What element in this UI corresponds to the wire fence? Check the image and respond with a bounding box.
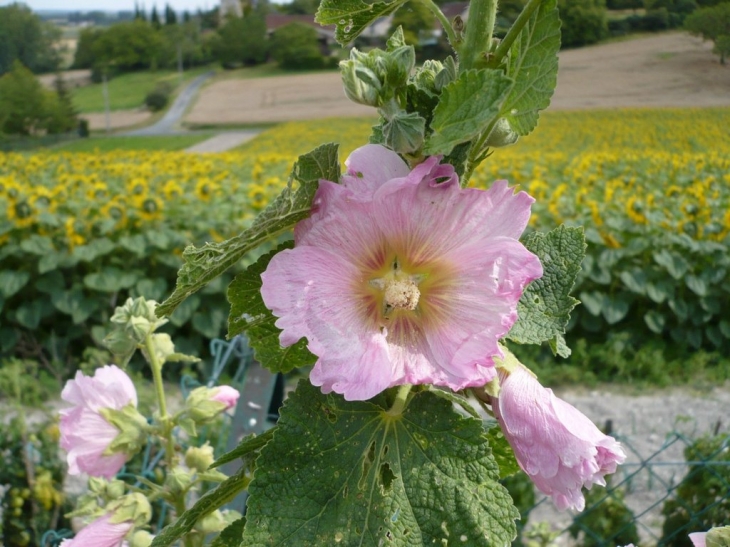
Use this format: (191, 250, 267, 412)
(517, 427, 730, 547)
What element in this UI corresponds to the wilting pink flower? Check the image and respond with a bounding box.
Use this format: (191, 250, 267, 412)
(59, 513, 133, 547)
(60, 365, 137, 478)
(689, 532, 707, 547)
(210, 385, 240, 411)
(261, 144, 542, 401)
(492, 365, 626, 511)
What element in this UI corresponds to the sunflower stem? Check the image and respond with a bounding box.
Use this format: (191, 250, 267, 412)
(387, 384, 413, 416)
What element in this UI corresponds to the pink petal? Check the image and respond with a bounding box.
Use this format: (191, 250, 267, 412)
(689, 532, 707, 547)
(211, 386, 240, 410)
(341, 144, 409, 195)
(60, 514, 132, 547)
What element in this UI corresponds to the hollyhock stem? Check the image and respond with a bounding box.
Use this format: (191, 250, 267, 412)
(490, 0, 543, 66)
(387, 384, 413, 416)
(419, 0, 458, 47)
(459, 0, 497, 70)
(145, 334, 191, 546)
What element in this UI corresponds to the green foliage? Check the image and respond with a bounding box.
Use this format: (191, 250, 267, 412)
(569, 477, 640, 547)
(507, 226, 585, 358)
(0, 416, 71, 547)
(685, 3, 730, 63)
(389, 1, 437, 46)
(0, 358, 60, 407)
(0, 4, 61, 76)
(316, 0, 409, 44)
(660, 434, 730, 547)
(227, 244, 315, 374)
(91, 20, 164, 72)
(501, 472, 535, 547)
(158, 143, 340, 317)
(269, 23, 326, 70)
(212, 13, 268, 67)
(239, 381, 518, 546)
(145, 81, 173, 111)
(558, 0, 609, 47)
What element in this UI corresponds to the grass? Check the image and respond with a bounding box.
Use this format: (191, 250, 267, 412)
(71, 66, 213, 114)
(52, 134, 214, 152)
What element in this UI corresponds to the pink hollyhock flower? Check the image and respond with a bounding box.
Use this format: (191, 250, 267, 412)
(689, 532, 707, 547)
(261, 144, 543, 401)
(60, 365, 138, 478)
(492, 365, 626, 511)
(59, 513, 133, 547)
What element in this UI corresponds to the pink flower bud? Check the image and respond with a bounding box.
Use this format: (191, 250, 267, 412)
(492, 366, 626, 511)
(59, 513, 133, 547)
(210, 385, 240, 411)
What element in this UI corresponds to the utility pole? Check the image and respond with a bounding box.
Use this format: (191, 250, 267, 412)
(102, 72, 111, 134)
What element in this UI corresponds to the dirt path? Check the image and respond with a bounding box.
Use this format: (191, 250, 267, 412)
(184, 32, 730, 128)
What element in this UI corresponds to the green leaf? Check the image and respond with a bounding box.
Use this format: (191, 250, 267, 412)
(72, 238, 116, 262)
(119, 234, 147, 255)
(316, 0, 408, 45)
(602, 295, 631, 325)
(38, 252, 62, 275)
(0, 327, 18, 352)
(20, 234, 54, 256)
(644, 310, 666, 334)
(35, 271, 65, 294)
(169, 295, 201, 327)
(0, 270, 31, 298)
(211, 429, 276, 469)
(191, 306, 227, 339)
(84, 267, 139, 293)
(484, 422, 520, 479)
(720, 320, 730, 339)
(686, 274, 708, 297)
(51, 288, 99, 324)
(425, 69, 512, 155)
(507, 225, 585, 357)
(241, 381, 518, 546)
(501, 0, 561, 136)
(227, 246, 315, 374)
(619, 269, 647, 295)
(157, 144, 340, 317)
(653, 249, 689, 280)
(150, 466, 250, 547)
(210, 518, 246, 547)
(15, 300, 44, 329)
(646, 279, 674, 303)
(135, 278, 168, 301)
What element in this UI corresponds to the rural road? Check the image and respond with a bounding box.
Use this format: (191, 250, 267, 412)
(123, 71, 215, 136)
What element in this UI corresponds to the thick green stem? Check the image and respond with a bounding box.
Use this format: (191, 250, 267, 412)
(419, 0, 458, 47)
(459, 0, 497, 70)
(387, 384, 413, 416)
(490, 0, 543, 66)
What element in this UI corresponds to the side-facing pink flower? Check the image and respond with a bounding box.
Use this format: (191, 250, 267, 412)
(60, 365, 138, 478)
(261, 144, 543, 401)
(184, 385, 240, 422)
(59, 513, 133, 547)
(492, 365, 626, 511)
(689, 532, 707, 547)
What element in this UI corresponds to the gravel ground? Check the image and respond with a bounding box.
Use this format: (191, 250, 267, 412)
(526, 383, 730, 545)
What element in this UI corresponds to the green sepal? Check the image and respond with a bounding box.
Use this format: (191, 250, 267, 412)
(108, 493, 153, 527)
(99, 404, 149, 458)
(707, 525, 730, 547)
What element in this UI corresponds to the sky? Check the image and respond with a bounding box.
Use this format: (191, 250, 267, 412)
(0, 0, 230, 12)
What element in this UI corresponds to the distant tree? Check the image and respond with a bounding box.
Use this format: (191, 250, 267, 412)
(279, 0, 321, 15)
(389, 1, 436, 46)
(72, 27, 103, 69)
(151, 5, 162, 29)
(45, 74, 78, 134)
(182, 10, 191, 22)
(197, 7, 220, 30)
(91, 20, 164, 72)
(270, 22, 324, 69)
(211, 11, 268, 67)
(685, 2, 730, 63)
(558, 0, 608, 47)
(160, 21, 213, 68)
(0, 4, 62, 75)
(0, 62, 45, 134)
(164, 4, 178, 25)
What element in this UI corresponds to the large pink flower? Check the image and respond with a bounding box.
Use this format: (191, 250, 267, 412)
(59, 513, 133, 547)
(261, 144, 543, 401)
(60, 365, 138, 478)
(492, 365, 626, 511)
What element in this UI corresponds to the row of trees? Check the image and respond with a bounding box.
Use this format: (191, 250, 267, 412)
(0, 4, 63, 76)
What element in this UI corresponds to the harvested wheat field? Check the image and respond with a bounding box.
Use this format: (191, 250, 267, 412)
(184, 31, 730, 127)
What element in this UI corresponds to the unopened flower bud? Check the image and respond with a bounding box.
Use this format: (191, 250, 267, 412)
(106, 480, 126, 500)
(108, 492, 152, 527)
(165, 466, 193, 495)
(129, 530, 154, 547)
(184, 386, 240, 423)
(126, 316, 151, 343)
(195, 510, 227, 534)
(185, 443, 215, 473)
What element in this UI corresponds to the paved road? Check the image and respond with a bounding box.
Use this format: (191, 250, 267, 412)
(184, 132, 258, 153)
(123, 71, 215, 136)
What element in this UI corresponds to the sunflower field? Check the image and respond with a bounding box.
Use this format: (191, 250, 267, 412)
(1, 108, 729, 380)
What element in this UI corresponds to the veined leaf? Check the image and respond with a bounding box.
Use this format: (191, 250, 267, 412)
(501, 0, 561, 136)
(316, 0, 409, 45)
(425, 69, 512, 155)
(241, 381, 518, 546)
(157, 144, 340, 317)
(507, 225, 585, 357)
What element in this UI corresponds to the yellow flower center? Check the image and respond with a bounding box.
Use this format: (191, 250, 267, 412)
(369, 260, 424, 314)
